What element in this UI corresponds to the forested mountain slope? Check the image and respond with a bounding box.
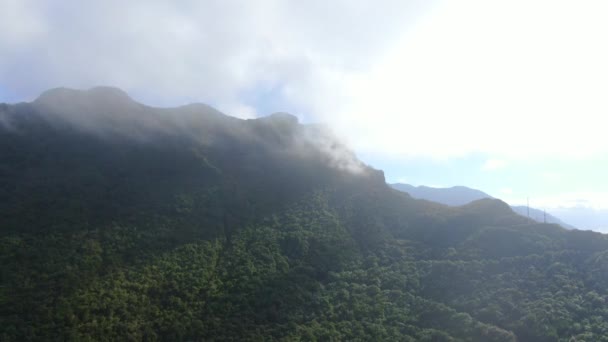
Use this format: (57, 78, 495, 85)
(1, 87, 608, 341)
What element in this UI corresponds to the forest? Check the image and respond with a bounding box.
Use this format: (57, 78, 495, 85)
(1, 88, 608, 341)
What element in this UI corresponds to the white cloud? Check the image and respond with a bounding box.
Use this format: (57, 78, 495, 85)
(482, 159, 507, 171)
(2, 0, 608, 162)
(0, 0, 46, 48)
(513, 192, 608, 211)
(500, 188, 513, 195)
(216, 103, 257, 120)
(320, 0, 608, 160)
(0, 0, 435, 112)
(541, 172, 562, 182)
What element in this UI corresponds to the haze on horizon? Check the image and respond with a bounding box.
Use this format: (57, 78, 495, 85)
(2, 0, 608, 231)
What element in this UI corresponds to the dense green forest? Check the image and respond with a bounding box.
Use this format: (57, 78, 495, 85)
(1, 88, 608, 341)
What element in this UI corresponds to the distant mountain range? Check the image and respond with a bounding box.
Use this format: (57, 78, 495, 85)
(390, 184, 492, 207)
(390, 183, 577, 230)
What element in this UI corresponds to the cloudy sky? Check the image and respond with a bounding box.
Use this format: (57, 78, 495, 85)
(2, 0, 608, 230)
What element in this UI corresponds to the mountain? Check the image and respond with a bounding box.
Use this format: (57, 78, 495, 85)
(390, 183, 576, 229)
(549, 207, 608, 233)
(2, 87, 608, 341)
(510, 206, 577, 230)
(390, 184, 493, 206)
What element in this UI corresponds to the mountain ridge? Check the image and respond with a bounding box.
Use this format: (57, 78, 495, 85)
(390, 182, 577, 230)
(390, 183, 493, 206)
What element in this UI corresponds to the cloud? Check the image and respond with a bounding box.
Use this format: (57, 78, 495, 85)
(0, 0, 434, 106)
(541, 172, 562, 182)
(2, 0, 608, 161)
(500, 188, 513, 195)
(216, 103, 257, 120)
(482, 159, 507, 171)
(551, 202, 608, 233)
(324, 0, 608, 160)
(515, 192, 608, 211)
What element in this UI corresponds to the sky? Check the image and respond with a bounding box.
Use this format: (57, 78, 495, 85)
(2, 0, 608, 230)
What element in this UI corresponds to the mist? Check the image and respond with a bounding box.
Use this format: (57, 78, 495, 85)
(3, 0, 608, 215)
(0, 86, 372, 179)
(3, 1, 608, 160)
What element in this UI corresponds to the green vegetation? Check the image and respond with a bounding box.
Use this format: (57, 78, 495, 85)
(1, 90, 608, 341)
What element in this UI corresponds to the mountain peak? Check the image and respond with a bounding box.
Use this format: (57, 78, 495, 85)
(34, 86, 138, 110)
(86, 86, 134, 102)
(265, 112, 299, 124)
(249, 112, 301, 141)
(36, 86, 130, 101)
(464, 198, 512, 212)
(266, 112, 299, 124)
(390, 183, 493, 206)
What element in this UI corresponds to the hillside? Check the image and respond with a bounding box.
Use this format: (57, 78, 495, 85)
(2, 87, 608, 341)
(390, 183, 576, 230)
